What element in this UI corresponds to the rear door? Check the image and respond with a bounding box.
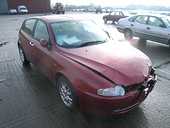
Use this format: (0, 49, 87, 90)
(146, 16, 169, 44)
(31, 20, 55, 80)
(19, 19, 37, 62)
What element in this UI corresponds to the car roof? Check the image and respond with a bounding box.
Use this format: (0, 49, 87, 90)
(29, 15, 87, 23)
(135, 13, 168, 19)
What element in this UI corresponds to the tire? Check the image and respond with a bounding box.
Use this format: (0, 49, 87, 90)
(57, 76, 78, 110)
(112, 20, 116, 24)
(18, 45, 30, 66)
(124, 29, 133, 40)
(138, 38, 147, 48)
(103, 18, 107, 24)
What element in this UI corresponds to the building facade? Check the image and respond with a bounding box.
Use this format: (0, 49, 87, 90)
(0, 0, 51, 14)
(0, 0, 8, 14)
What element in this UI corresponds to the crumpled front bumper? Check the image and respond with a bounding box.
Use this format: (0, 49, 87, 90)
(112, 72, 157, 114)
(78, 69, 157, 115)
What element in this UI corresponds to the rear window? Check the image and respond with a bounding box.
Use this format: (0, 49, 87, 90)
(21, 19, 36, 36)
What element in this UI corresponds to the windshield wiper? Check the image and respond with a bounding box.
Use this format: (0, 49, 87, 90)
(79, 40, 106, 47)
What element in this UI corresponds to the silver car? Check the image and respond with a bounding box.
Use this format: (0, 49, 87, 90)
(116, 14, 170, 46)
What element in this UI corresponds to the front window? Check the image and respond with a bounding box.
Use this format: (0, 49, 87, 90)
(20, 7, 26, 10)
(128, 16, 137, 22)
(51, 20, 109, 48)
(135, 16, 148, 24)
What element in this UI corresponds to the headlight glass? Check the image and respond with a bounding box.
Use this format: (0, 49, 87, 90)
(97, 85, 125, 96)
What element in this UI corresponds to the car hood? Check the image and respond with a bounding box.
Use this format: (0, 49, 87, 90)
(61, 41, 152, 86)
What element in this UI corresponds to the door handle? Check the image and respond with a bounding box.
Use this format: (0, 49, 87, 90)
(131, 24, 134, 26)
(29, 41, 34, 46)
(146, 27, 150, 30)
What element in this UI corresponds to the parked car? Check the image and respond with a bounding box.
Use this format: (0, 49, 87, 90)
(8, 9, 17, 15)
(103, 11, 128, 24)
(17, 5, 28, 14)
(52, 3, 65, 14)
(18, 15, 157, 115)
(96, 6, 102, 13)
(117, 14, 170, 46)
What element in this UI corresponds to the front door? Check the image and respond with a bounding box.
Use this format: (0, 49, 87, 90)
(146, 16, 169, 44)
(132, 15, 149, 38)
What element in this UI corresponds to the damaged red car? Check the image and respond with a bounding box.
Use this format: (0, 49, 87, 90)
(18, 15, 157, 115)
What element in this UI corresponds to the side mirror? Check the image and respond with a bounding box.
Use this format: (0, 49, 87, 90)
(159, 24, 166, 28)
(40, 39, 48, 47)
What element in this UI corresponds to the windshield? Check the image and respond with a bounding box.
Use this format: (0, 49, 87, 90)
(51, 20, 109, 48)
(20, 7, 26, 10)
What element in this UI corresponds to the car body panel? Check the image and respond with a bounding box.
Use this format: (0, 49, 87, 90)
(9, 9, 17, 14)
(117, 14, 170, 45)
(61, 41, 151, 86)
(18, 15, 156, 115)
(18, 5, 28, 14)
(103, 11, 128, 22)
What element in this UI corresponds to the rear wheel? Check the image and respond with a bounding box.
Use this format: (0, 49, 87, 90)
(138, 38, 147, 48)
(112, 20, 116, 24)
(168, 39, 170, 48)
(124, 29, 133, 40)
(57, 76, 78, 110)
(103, 18, 107, 24)
(18, 45, 30, 66)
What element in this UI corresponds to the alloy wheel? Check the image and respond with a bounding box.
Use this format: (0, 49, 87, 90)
(59, 80, 73, 107)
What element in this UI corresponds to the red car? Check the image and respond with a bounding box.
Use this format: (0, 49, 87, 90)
(103, 11, 128, 24)
(18, 15, 157, 115)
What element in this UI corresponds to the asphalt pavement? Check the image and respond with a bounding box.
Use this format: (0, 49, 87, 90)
(0, 12, 170, 128)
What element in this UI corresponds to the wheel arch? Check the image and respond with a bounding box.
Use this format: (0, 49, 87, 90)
(55, 71, 80, 108)
(124, 28, 132, 33)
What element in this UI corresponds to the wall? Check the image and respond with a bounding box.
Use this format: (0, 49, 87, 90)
(0, 0, 8, 14)
(7, 0, 51, 13)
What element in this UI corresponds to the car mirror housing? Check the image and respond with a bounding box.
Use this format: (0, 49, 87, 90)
(40, 39, 48, 47)
(159, 24, 167, 28)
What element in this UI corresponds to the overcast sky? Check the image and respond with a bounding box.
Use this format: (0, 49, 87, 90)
(51, 0, 170, 6)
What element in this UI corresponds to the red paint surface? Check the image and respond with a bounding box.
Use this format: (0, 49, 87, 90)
(19, 16, 156, 115)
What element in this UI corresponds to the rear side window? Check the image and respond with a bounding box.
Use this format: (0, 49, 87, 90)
(34, 20, 49, 42)
(22, 19, 36, 36)
(135, 16, 148, 24)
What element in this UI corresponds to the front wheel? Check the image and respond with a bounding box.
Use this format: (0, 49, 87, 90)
(124, 29, 133, 40)
(57, 76, 78, 110)
(138, 38, 147, 48)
